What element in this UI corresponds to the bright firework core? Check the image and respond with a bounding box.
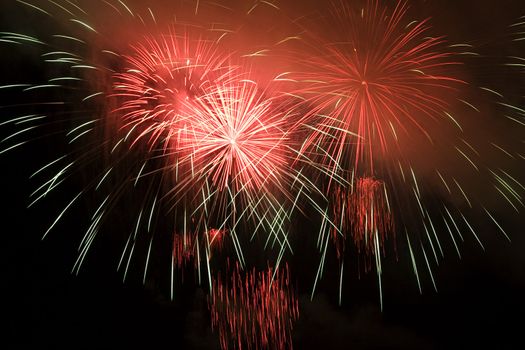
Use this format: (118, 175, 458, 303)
(172, 82, 291, 193)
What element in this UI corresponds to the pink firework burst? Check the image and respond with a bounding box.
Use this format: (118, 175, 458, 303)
(177, 82, 290, 190)
(111, 31, 236, 150)
(166, 80, 298, 234)
(109, 31, 301, 259)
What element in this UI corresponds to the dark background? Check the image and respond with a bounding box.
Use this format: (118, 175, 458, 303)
(3, 1, 525, 349)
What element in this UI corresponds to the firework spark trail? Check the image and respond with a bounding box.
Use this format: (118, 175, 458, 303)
(209, 261, 299, 350)
(505, 14, 525, 144)
(329, 177, 394, 262)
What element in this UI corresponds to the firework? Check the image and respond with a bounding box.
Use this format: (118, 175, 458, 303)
(173, 231, 197, 270)
(111, 32, 237, 150)
(329, 177, 394, 263)
(290, 0, 464, 178)
(208, 228, 227, 252)
(291, 0, 464, 302)
(209, 261, 299, 350)
(168, 80, 293, 205)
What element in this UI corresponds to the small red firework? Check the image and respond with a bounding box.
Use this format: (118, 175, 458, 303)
(172, 231, 197, 272)
(330, 177, 394, 265)
(209, 262, 299, 350)
(208, 228, 227, 252)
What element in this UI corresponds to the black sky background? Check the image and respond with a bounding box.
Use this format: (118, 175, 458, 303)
(3, 1, 525, 349)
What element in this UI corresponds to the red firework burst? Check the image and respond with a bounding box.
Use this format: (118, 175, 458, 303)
(109, 30, 299, 246)
(294, 0, 463, 174)
(209, 262, 299, 350)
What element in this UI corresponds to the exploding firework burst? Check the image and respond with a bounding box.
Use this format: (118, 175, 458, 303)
(292, 0, 463, 175)
(108, 33, 297, 280)
(166, 80, 296, 214)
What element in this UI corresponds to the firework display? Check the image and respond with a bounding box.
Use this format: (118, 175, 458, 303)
(1, 0, 523, 349)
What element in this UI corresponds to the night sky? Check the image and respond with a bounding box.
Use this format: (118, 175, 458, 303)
(3, 1, 525, 349)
